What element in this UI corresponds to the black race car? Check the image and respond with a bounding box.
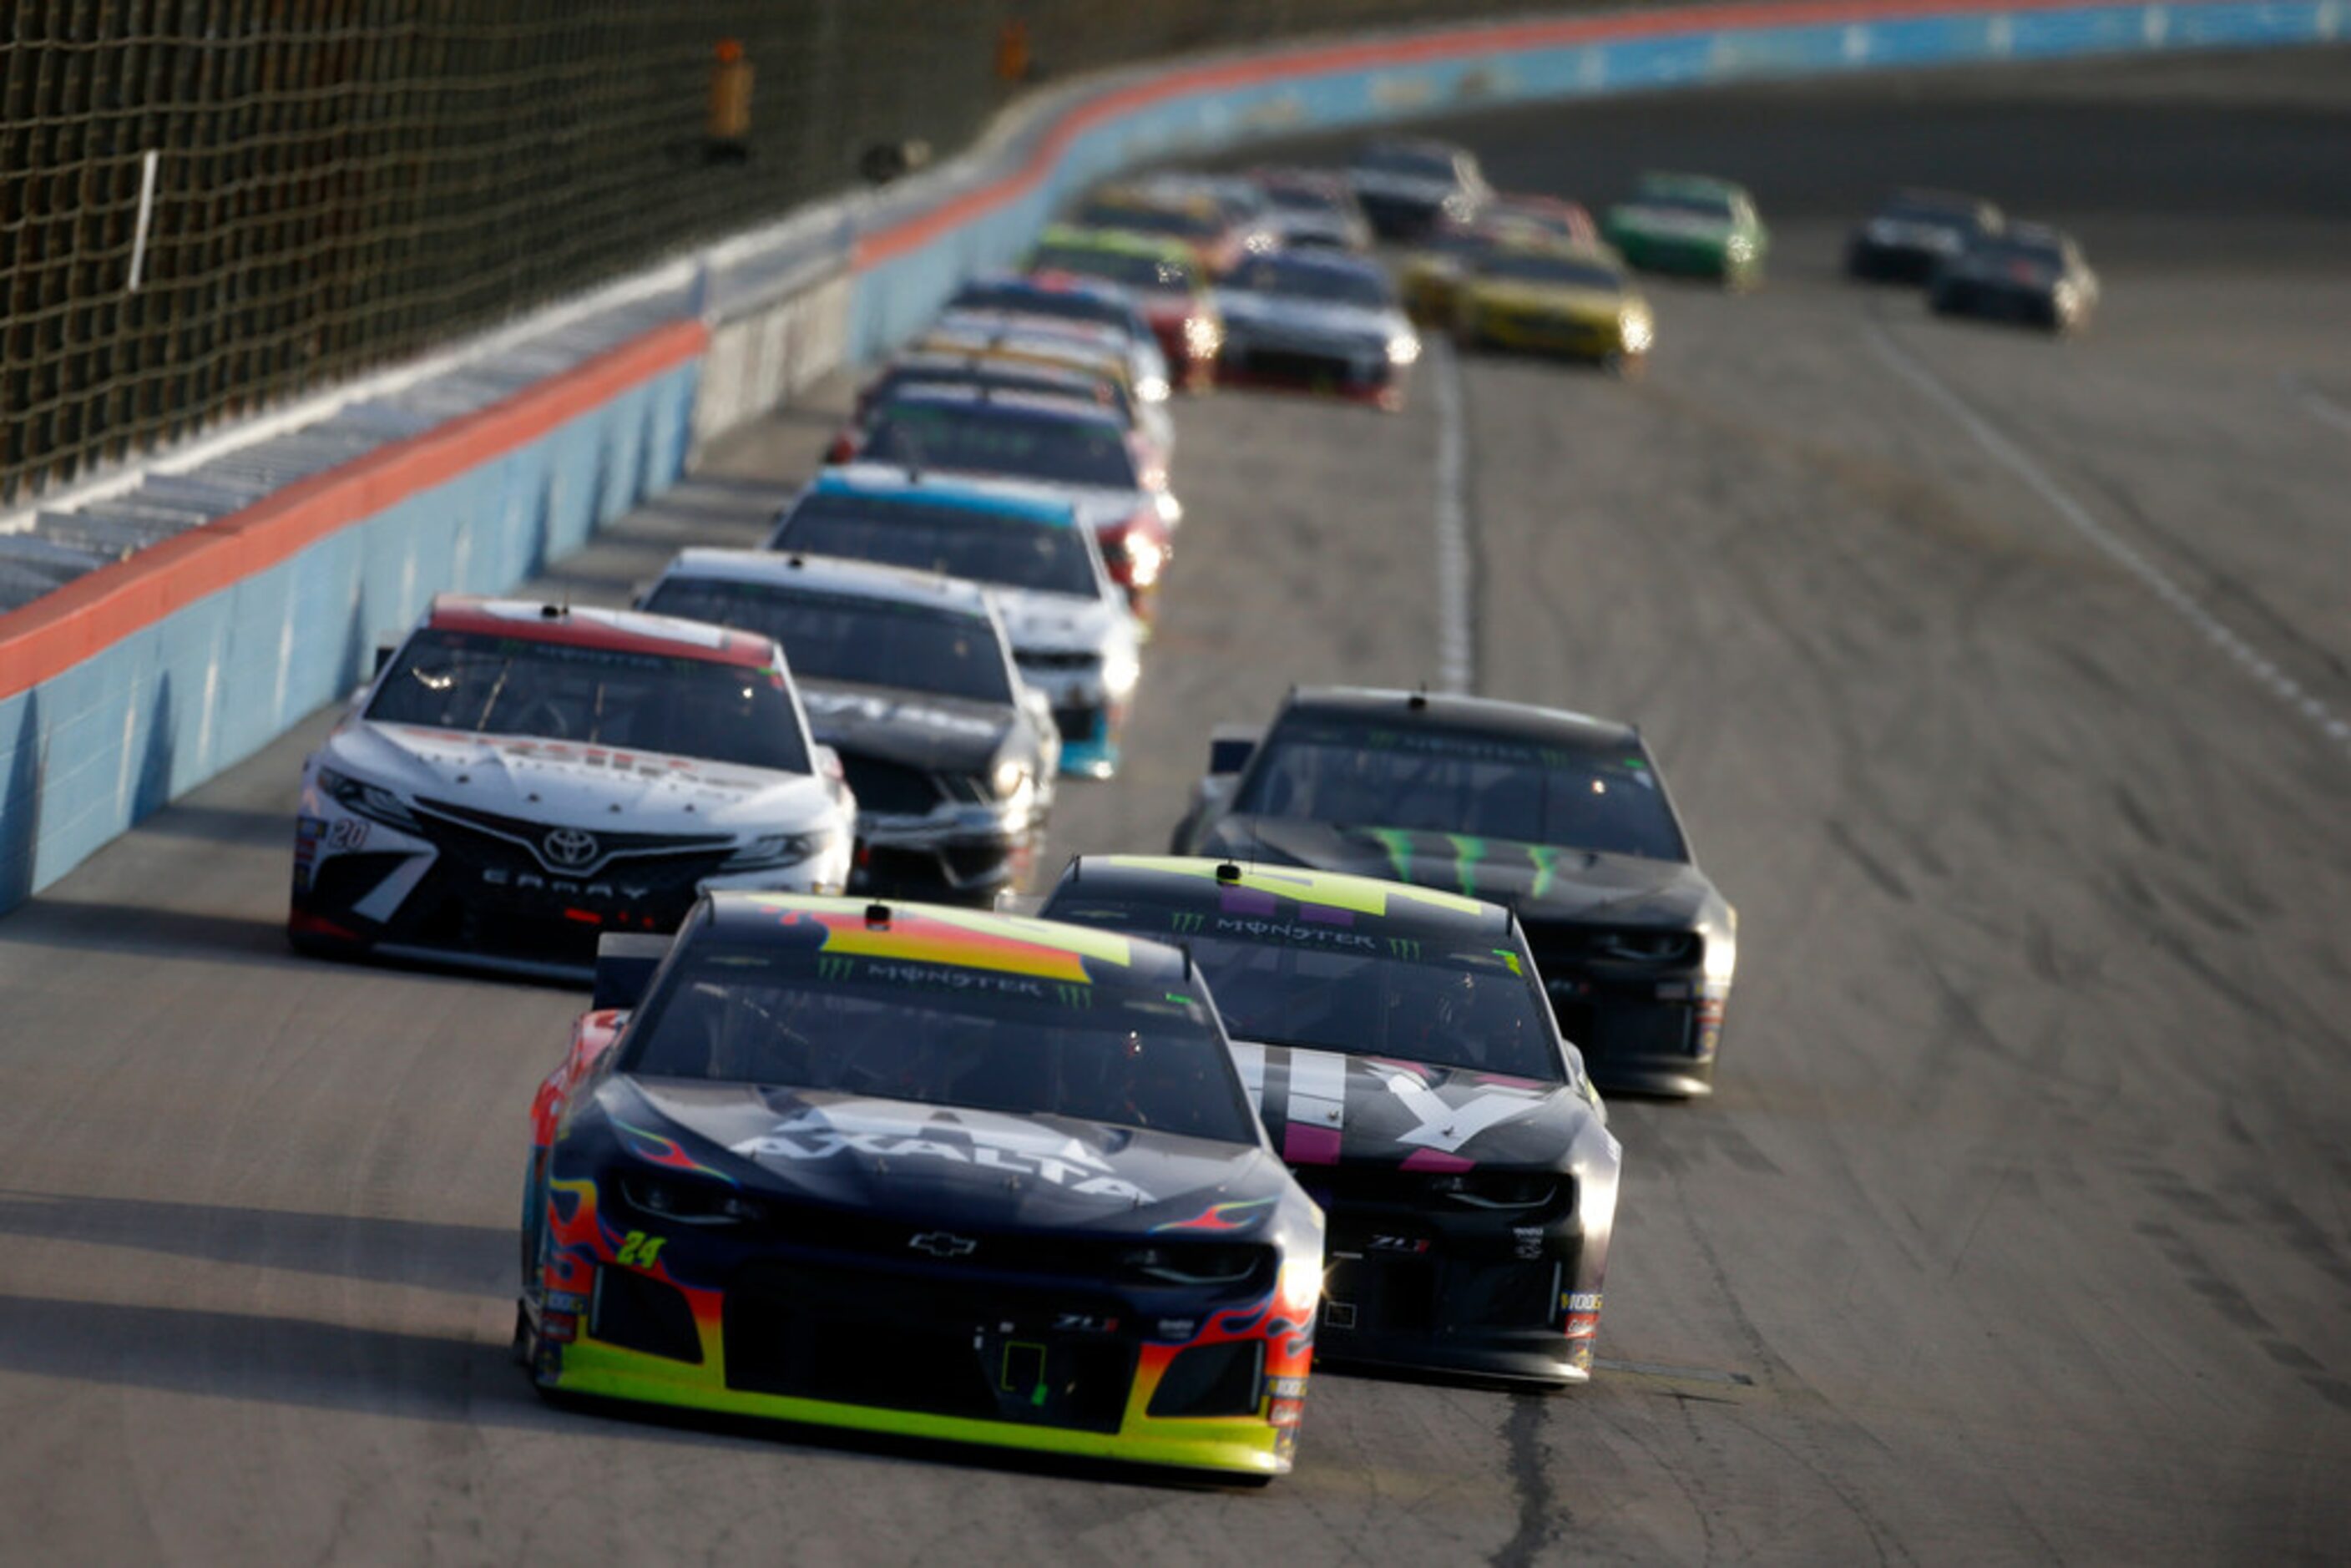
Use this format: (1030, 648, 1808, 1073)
(1929, 222, 2101, 333)
(1170, 688, 1737, 1098)
(1042, 856, 1622, 1385)
(520, 895, 1326, 1478)
(1345, 136, 1488, 240)
(1846, 190, 2005, 285)
(640, 549, 1058, 904)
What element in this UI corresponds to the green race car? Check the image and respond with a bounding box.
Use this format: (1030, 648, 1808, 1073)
(1026, 224, 1224, 387)
(1601, 173, 1768, 289)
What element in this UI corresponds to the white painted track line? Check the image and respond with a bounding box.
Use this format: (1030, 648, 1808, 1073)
(1430, 334, 1476, 695)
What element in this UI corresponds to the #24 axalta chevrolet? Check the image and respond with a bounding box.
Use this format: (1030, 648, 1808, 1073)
(1043, 857, 1620, 1385)
(290, 597, 855, 980)
(520, 896, 1324, 1478)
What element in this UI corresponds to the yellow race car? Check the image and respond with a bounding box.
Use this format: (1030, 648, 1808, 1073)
(1453, 241, 1654, 373)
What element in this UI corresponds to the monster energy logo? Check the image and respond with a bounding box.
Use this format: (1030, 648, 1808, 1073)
(817, 955, 855, 979)
(1387, 937, 1423, 959)
(1170, 912, 1206, 933)
(1053, 983, 1093, 1009)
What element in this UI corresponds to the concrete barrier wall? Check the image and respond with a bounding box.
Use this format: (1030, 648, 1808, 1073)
(0, 0, 2336, 913)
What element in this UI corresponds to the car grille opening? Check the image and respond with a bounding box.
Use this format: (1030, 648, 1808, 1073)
(592, 1266, 703, 1363)
(836, 752, 943, 816)
(1147, 1339, 1265, 1419)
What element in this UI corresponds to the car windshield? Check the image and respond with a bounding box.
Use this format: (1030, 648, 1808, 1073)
(1970, 238, 2065, 270)
(1262, 183, 1342, 214)
(640, 579, 1013, 705)
(1074, 199, 1221, 241)
(1478, 253, 1623, 291)
(367, 626, 809, 772)
(620, 935, 1258, 1142)
(872, 366, 1126, 422)
(1235, 718, 1688, 862)
(1356, 147, 1457, 181)
(1635, 192, 1733, 220)
(1046, 896, 1560, 1080)
(950, 283, 1138, 340)
(861, 402, 1140, 490)
(1218, 256, 1392, 308)
(774, 492, 1099, 599)
(1032, 244, 1197, 292)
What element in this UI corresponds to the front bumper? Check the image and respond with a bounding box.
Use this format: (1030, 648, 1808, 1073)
(1216, 341, 1400, 409)
(1460, 306, 1630, 362)
(1616, 233, 1736, 278)
(850, 807, 1038, 902)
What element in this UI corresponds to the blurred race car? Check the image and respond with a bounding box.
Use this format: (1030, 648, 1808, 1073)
(843, 384, 1178, 623)
(1042, 857, 1621, 1385)
(1487, 193, 1600, 246)
(1398, 203, 1603, 327)
(1244, 167, 1373, 251)
(1211, 250, 1419, 411)
(290, 598, 855, 980)
(1454, 240, 1654, 373)
(639, 551, 1056, 903)
(1603, 172, 1768, 288)
(1170, 688, 1737, 1098)
(830, 351, 1166, 472)
(518, 896, 1325, 1478)
(1846, 190, 2005, 285)
(765, 471, 1142, 778)
(1346, 137, 1488, 240)
(1069, 182, 1257, 274)
(1929, 222, 2101, 333)
(1024, 225, 1223, 389)
(939, 273, 1175, 406)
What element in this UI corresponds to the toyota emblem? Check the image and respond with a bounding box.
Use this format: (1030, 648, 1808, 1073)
(541, 827, 600, 870)
(908, 1231, 978, 1258)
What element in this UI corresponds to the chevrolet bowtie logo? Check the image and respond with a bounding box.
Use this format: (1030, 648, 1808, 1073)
(908, 1231, 978, 1258)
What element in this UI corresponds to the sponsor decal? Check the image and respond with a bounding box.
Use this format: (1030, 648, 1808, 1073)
(1378, 1066, 1545, 1155)
(541, 1311, 577, 1343)
(480, 865, 656, 903)
(542, 827, 600, 870)
(1052, 1311, 1120, 1335)
(1565, 1292, 1602, 1314)
(1368, 1234, 1431, 1255)
(733, 1104, 1155, 1203)
(1513, 1225, 1545, 1262)
(1322, 1302, 1358, 1329)
(1155, 1318, 1199, 1341)
(544, 1290, 589, 1314)
(1218, 915, 1374, 951)
(1268, 1377, 1307, 1399)
(614, 1231, 668, 1269)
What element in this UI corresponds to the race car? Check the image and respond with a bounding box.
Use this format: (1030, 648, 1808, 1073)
(1211, 250, 1419, 410)
(939, 273, 1176, 406)
(765, 471, 1141, 778)
(518, 897, 1325, 1478)
(1024, 225, 1223, 390)
(638, 551, 1057, 903)
(1042, 857, 1621, 1385)
(1846, 189, 2005, 285)
(289, 598, 855, 981)
(1068, 183, 1258, 274)
(1243, 167, 1373, 251)
(842, 385, 1178, 623)
(1487, 193, 1600, 246)
(1396, 204, 1603, 327)
(1453, 240, 1655, 373)
(1929, 222, 2101, 333)
(1346, 137, 1489, 240)
(1170, 688, 1737, 1098)
(829, 351, 1167, 472)
(1602, 172, 1769, 289)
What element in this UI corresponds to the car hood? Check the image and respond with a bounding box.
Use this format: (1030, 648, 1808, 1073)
(1465, 281, 1625, 321)
(609, 1079, 1286, 1232)
(1231, 1040, 1599, 1171)
(1349, 169, 1456, 203)
(796, 680, 1012, 774)
(1200, 815, 1716, 927)
(324, 719, 837, 832)
(1610, 205, 1734, 241)
(991, 586, 1127, 656)
(1212, 291, 1396, 347)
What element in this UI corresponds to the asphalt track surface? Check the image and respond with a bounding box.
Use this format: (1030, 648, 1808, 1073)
(3, 45, 2348, 1567)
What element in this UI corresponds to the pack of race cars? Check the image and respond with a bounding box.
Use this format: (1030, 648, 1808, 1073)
(289, 134, 2087, 1483)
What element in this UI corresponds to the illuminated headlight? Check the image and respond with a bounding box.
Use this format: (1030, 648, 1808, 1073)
(1135, 375, 1171, 404)
(1619, 306, 1653, 354)
(1702, 929, 1737, 984)
(1387, 332, 1421, 367)
(1726, 235, 1755, 261)
(1278, 1252, 1325, 1310)
(989, 756, 1029, 802)
(316, 766, 422, 833)
(1153, 490, 1183, 527)
(1101, 646, 1141, 698)
(1182, 314, 1222, 359)
(1124, 531, 1165, 588)
(721, 830, 826, 871)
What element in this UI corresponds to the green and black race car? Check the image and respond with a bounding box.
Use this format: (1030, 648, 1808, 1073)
(1601, 172, 1768, 289)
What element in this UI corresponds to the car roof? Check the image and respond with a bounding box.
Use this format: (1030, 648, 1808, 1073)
(1279, 685, 1643, 751)
(805, 469, 1079, 528)
(1231, 247, 1388, 283)
(422, 595, 776, 669)
(1035, 223, 1197, 261)
(882, 352, 1105, 390)
(1059, 855, 1510, 943)
(700, 893, 1181, 984)
(871, 382, 1128, 428)
(960, 271, 1130, 306)
(1080, 183, 1223, 219)
(659, 548, 998, 619)
(1887, 188, 1994, 212)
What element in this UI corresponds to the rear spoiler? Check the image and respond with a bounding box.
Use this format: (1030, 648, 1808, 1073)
(592, 931, 671, 1012)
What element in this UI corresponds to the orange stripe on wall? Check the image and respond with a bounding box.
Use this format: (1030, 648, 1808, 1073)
(0, 319, 708, 702)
